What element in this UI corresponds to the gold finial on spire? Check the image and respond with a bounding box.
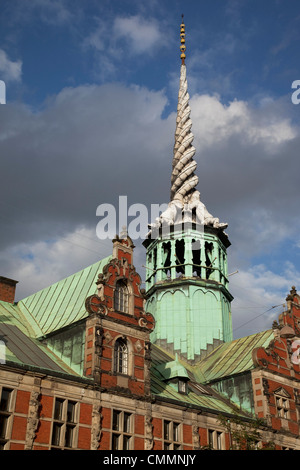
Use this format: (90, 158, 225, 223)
(180, 14, 186, 65)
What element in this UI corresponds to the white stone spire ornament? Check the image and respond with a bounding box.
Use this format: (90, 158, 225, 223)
(147, 17, 228, 235)
(170, 19, 198, 203)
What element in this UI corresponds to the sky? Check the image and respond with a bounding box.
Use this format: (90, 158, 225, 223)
(0, 0, 300, 339)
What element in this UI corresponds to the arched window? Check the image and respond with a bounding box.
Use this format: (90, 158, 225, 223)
(114, 280, 128, 313)
(114, 338, 128, 375)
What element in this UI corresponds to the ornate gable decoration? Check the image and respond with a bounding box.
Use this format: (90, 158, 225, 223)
(252, 288, 300, 379)
(85, 236, 155, 332)
(273, 387, 291, 399)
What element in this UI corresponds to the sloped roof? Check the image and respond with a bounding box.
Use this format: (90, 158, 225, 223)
(4, 255, 112, 338)
(0, 322, 79, 375)
(0, 255, 112, 377)
(151, 330, 274, 387)
(195, 329, 274, 383)
(156, 353, 189, 381)
(149, 329, 276, 416)
(150, 344, 249, 417)
(0, 253, 275, 416)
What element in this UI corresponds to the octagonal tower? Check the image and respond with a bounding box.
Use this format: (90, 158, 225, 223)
(143, 18, 233, 363)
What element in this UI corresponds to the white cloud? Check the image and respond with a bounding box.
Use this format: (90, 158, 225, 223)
(113, 15, 166, 55)
(84, 23, 106, 52)
(84, 15, 165, 57)
(230, 262, 300, 338)
(35, 0, 72, 24)
(1, 82, 300, 336)
(2, 227, 112, 301)
(82, 14, 171, 81)
(0, 82, 171, 253)
(190, 94, 297, 153)
(0, 49, 22, 82)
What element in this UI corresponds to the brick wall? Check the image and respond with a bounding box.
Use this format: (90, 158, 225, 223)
(0, 277, 18, 303)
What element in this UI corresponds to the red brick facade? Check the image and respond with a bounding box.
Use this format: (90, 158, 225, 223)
(1, 242, 300, 450)
(84, 235, 154, 398)
(252, 287, 300, 443)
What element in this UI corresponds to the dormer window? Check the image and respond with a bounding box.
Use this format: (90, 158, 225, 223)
(178, 379, 188, 394)
(114, 280, 128, 313)
(155, 354, 189, 395)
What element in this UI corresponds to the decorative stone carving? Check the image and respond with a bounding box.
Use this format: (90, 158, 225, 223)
(144, 341, 152, 361)
(138, 317, 148, 328)
(85, 294, 108, 316)
(192, 424, 200, 450)
(104, 331, 113, 344)
(95, 327, 103, 352)
(91, 404, 102, 450)
(145, 413, 153, 450)
(262, 378, 270, 403)
(134, 340, 143, 353)
(25, 391, 40, 450)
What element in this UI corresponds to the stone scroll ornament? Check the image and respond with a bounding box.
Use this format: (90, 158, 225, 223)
(85, 295, 108, 316)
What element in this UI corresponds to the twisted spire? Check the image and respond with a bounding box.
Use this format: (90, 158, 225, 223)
(146, 17, 228, 237)
(170, 17, 198, 203)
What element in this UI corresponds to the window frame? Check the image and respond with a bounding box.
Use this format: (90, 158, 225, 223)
(111, 409, 133, 450)
(163, 419, 182, 450)
(0, 387, 15, 450)
(114, 337, 129, 375)
(208, 429, 224, 450)
(114, 280, 129, 313)
(275, 395, 290, 420)
(178, 379, 188, 394)
(50, 398, 78, 450)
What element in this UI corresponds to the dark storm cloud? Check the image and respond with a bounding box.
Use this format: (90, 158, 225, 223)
(1, 82, 300, 325)
(1, 84, 299, 259)
(0, 83, 174, 250)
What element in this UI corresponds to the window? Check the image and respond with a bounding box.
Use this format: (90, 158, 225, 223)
(51, 398, 78, 449)
(0, 388, 13, 450)
(178, 379, 188, 394)
(208, 429, 224, 450)
(114, 338, 128, 375)
(276, 396, 289, 419)
(163, 420, 182, 450)
(111, 410, 132, 450)
(114, 280, 128, 313)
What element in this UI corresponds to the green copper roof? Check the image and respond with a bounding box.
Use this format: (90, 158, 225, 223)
(150, 329, 275, 417)
(0, 255, 112, 377)
(150, 373, 243, 415)
(16, 255, 112, 337)
(0, 321, 80, 375)
(0, 299, 36, 336)
(192, 329, 274, 384)
(150, 344, 247, 417)
(156, 353, 189, 380)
